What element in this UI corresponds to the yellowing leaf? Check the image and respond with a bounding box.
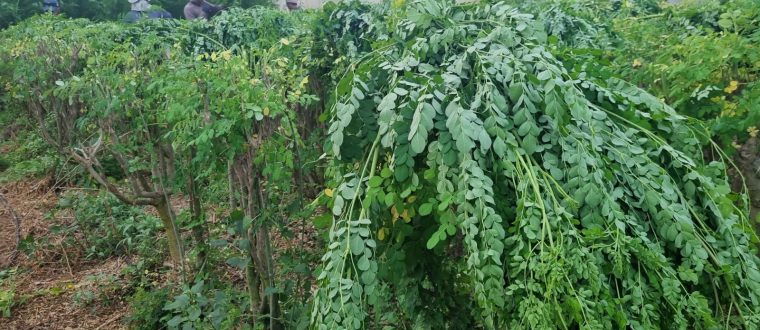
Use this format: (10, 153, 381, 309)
(324, 188, 333, 198)
(221, 50, 232, 61)
(401, 209, 411, 223)
(632, 59, 642, 68)
(721, 102, 738, 117)
(748, 126, 758, 138)
(263, 107, 270, 116)
(391, 205, 399, 223)
(406, 195, 417, 203)
(299, 76, 309, 88)
(378, 228, 387, 241)
(724, 80, 739, 94)
(280, 38, 290, 46)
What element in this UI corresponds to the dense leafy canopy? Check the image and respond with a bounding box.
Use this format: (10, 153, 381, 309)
(0, 7, 316, 328)
(1, 0, 759, 329)
(509, 0, 760, 231)
(314, 0, 760, 328)
(0, 0, 274, 29)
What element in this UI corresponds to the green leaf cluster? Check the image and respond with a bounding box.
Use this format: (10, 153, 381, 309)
(315, 0, 760, 328)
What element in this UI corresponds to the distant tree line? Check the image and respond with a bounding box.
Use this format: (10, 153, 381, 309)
(0, 0, 273, 29)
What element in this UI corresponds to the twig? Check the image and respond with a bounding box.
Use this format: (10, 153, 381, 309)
(27, 177, 50, 195)
(60, 239, 73, 276)
(624, 12, 666, 21)
(0, 192, 21, 266)
(94, 312, 123, 330)
(58, 187, 99, 192)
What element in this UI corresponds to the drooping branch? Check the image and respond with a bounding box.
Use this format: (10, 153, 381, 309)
(68, 143, 156, 206)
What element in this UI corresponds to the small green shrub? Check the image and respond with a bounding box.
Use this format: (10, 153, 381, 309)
(122, 251, 166, 290)
(0, 268, 18, 318)
(73, 273, 122, 310)
(72, 288, 97, 307)
(162, 280, 246, 330)
(0, 289, 14, 318)
(52, 192, 162, 259)
(0, 128, 57, 184)
(127, 287, 171, 330)
(0, 156, 9, 173)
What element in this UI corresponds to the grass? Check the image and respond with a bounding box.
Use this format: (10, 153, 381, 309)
(0, 109, 57, 184)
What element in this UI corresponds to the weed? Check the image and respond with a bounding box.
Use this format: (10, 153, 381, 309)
(0, 267, 18, 318)
(73, 273, 122, 310)
(162, 280, 247, 329)
(0, 127, 57, 184)
(126, 287, 170, 330)
(0, 156, 9, 173)
(0, 289, 14, 318)
(52, 192, 162, 259)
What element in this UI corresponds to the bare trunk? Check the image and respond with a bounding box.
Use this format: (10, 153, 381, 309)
(188, 173, 208, 266)
(737, 138, 760, 224)
(231, 161, 282, 329)
(246, 227, 262, 325)
(155, 199, 183, 268)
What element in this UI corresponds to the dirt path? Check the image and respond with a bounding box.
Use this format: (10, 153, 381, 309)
(0, 180, 129, 330)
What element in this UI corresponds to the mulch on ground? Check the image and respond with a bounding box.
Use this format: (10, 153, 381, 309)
(0, 180, 130, 330)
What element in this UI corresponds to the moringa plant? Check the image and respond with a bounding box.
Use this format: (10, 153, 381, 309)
(313, 1, 760, 328)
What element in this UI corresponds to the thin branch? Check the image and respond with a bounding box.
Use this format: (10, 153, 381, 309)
(0, 192, 21, 266)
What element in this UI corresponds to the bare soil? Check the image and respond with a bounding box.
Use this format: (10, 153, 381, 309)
(0, 180, 130, 330)
(0, 179, 323, 330)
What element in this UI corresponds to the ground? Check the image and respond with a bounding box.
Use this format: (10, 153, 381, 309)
(0, 180, 130, 330)
(0, 178, 321, 329)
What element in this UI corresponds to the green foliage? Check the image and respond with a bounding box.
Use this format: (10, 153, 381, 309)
(309, 0, 388, 82)
(72, 273, 122, 310)
(52, 192, 162, 259)
(0, 115, 57, 184)
(60, 0, 130, 21)
(1, 8, 321, 326)
(0, 0, 277, 29)
(0, 0, 129, 28)
(0, 268, 18, 319)
(512, 0, 760, 148)
(127, 287, 171, 330)
(0, 289, 14, 318)
(2, 2, 760, 329)
(122, 251, 167, 290)
(0, 156, 10, 173)
(506, 0, 614, 49)
(157, 0, 275, 20)
(314, 0, 760, 328)
(162, 280, 246, 329)
(608, 0, 760, 147)
(0, 0, 46, 29)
